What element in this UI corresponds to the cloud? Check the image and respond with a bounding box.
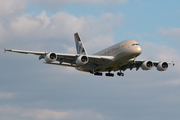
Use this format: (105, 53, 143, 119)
(139, 40, 180, 61)
(30, 0, 127, 5)
(22, 109, 69, 119)
(2, 11, 123, 53)
(22, 109, 104, 120)
(30, 0, 128, 10)
(0, 0, 127, 16)
(0, 92, 15, 99)
(0, 0, 26, 16)
(162, 79, 180, 86)
(157, 27, 180, 40)
(0, 23, 6, 43)
(0, 106, 104, 120)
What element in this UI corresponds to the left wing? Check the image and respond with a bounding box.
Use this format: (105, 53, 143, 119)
(4, 49, 114, 67)
(4, 49, 46, 55)
(115, 59, 175, 72)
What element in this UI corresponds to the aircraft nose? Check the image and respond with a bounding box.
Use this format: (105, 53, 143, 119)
(134, 45, 142, 56)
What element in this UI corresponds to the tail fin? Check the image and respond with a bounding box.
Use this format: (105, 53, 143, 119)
(74, 33, 87, 55)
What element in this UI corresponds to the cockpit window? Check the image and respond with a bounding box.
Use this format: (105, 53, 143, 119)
(132, 43, 140, 46)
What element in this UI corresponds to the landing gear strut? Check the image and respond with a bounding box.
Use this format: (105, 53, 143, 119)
(117, 71, 124, 77)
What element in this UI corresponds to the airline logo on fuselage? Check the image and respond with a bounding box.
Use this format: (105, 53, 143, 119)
(105, 44, 126, 54)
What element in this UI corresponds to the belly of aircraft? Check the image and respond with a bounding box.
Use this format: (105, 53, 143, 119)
(77, 53, 133, 72)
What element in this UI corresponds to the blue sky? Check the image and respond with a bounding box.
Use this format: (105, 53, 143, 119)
(0, 0, 180, 120)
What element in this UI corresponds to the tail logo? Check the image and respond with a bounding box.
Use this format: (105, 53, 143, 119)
(76, 41, 85, 55)
(74, 33, 87, 55)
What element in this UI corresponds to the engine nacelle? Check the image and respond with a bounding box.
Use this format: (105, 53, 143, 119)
(76, 55, 89, 66)
(141, 61, 154, 70)
(44, 53, 57, 63)
(157, 62, 168, 71)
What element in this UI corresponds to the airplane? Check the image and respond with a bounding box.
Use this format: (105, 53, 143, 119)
(4, 33, 175, 77)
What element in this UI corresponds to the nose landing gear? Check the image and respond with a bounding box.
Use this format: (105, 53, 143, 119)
(117, 71, 124, 77)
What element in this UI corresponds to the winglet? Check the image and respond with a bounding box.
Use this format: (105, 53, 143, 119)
(4, 48, 6, 53)
(172, 61, 175, 66)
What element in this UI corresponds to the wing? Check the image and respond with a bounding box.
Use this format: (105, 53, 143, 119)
(5, 49, 114, 67)
(115, 59, 175, 71)
(4, 49, 46, 55)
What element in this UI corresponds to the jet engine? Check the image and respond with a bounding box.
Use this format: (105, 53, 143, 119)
(76, 55, 89, 66)
(44, 53, 57, 63)
(141, 61, 154, 70)
(156, 62, 168, 71)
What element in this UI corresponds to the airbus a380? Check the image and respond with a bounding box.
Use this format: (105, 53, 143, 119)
(5, 33, 175, 77)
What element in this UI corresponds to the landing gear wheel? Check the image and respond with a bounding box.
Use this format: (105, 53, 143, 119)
(94, 72, 103, 76)
(122, 73, 124, 76)
(117, 72, 124, 77)
(105, 73, 114, 77)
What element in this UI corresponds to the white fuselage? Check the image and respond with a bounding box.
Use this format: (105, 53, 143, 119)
(77, 39, 142, 72)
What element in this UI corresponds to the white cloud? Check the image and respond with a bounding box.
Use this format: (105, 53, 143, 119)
(0, 0, 26, 16)
(0, 22, 6, 43)
(0, 0, 127, 16)
(0, 106, 104, 120)
(157, 27, 180, 39)
(22, 109, 104, 120)
(30, 0, 128, 9)
(36, 0, 127, 4)
(3, 11, 123, 53)
(139, 41, 180, 61)
(0, 92, 15, 99)
(130, 40, 180, 87)
(162, 79, 180, 86)
(85, 35, 115, 54)
(22, 109, 69, 119)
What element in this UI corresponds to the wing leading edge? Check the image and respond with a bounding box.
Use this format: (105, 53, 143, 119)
(115, 59, 175, 72)
(5, 49, 114, 68)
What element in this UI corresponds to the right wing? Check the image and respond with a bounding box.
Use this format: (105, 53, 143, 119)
(5, 49, 114, 67)
(115, 59, 175, 71)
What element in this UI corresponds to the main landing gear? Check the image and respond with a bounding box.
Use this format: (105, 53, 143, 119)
(94, 72, 103, 76)
(90, 70, 103, 76)
(105, 71, 114, 77)
(90, 70, 124, 77)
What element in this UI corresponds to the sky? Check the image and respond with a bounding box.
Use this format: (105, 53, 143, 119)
(0, 0, 180, 120)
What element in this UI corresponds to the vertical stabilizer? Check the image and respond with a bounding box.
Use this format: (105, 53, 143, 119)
(74, 33, 87, 55)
